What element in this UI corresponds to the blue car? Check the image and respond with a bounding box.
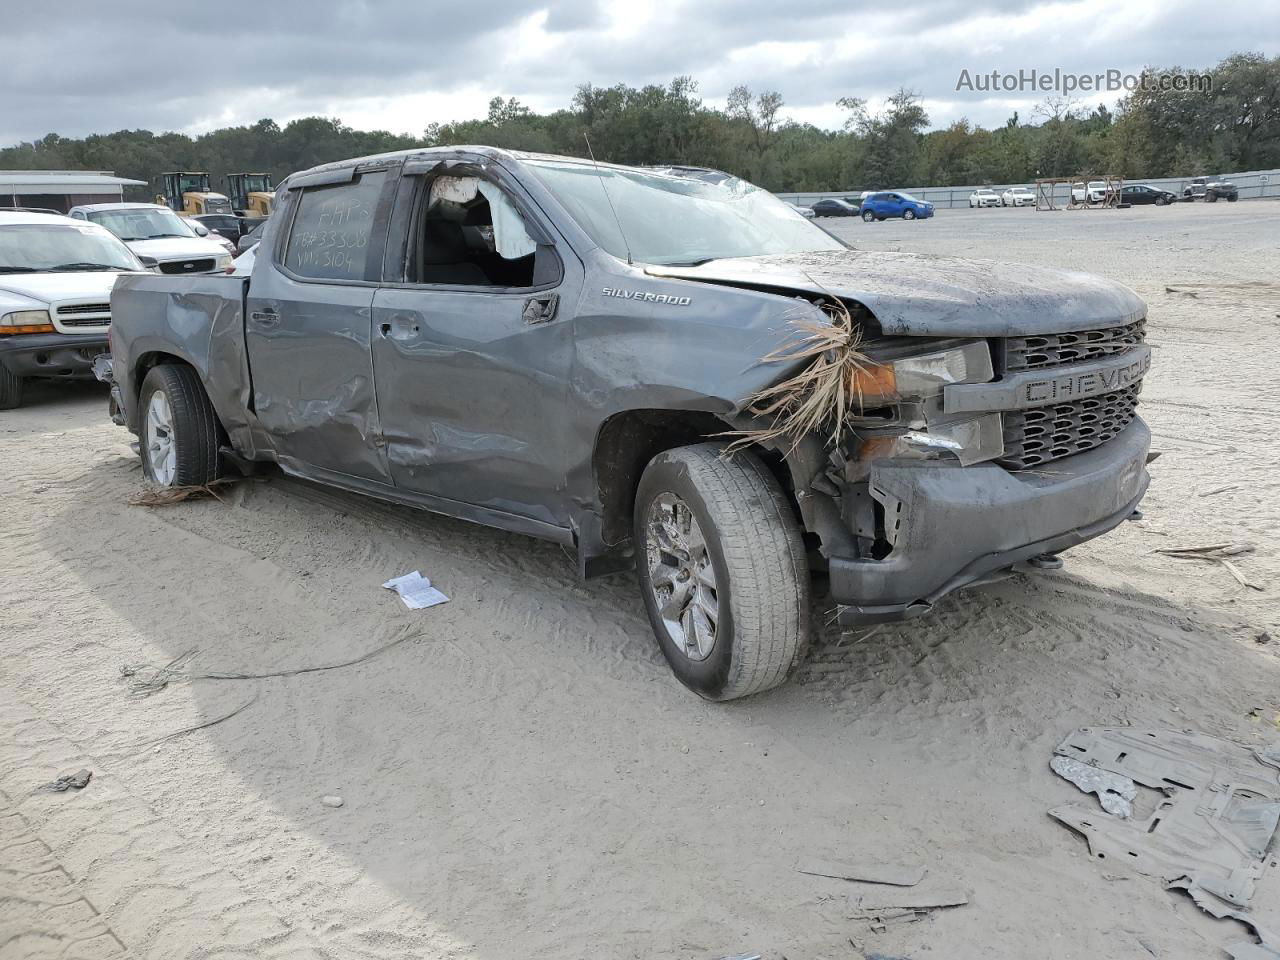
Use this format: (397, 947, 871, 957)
(861, 191, 934, 222)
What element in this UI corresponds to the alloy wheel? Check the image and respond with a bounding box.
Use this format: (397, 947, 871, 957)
(645, 493, 719, 661)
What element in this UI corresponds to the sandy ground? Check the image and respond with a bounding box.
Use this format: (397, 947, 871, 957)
(2, 201, 1279, 960)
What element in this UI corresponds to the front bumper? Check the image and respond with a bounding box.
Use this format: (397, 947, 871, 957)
(830, 418, 1151, 623)
(0, 332, 108, 380)
(92, 355, 127, 425)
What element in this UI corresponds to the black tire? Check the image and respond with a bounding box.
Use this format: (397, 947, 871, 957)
(903, 208, 916, 220)
(1228, 195, 1238, 202)
(0, 362, 22, 410)
(1155, 196, 1167, 206)
(138, 364, 225, 487)
(634, 443, 810, 701)
(1206, 191, 1218, 202)
(862, 210, 875, 222)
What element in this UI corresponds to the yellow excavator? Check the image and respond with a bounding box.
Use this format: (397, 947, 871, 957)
(226, 173, 275, 217)
(161, 172, 233, 215)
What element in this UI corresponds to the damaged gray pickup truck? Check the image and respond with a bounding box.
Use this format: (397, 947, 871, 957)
(104, 147, 1153, 700)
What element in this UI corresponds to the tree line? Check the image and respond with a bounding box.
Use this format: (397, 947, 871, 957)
(3, 53, 1276, 198)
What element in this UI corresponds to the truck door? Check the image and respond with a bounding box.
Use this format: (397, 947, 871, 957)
(369, 164, 579, 531)
(244, 163, 397, 483)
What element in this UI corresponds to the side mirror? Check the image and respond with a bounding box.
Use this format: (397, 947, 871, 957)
(138, 255, 159, 270)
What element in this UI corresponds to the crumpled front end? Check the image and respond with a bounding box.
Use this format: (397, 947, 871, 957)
(812, 318, 1154, 622)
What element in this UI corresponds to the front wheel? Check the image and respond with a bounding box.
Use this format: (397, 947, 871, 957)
(1155, 196, 1167, 206)
(1228, 195, 1238, 202)
(139, 364, 226, 487)
(634, 443, 810, 701)
(1206, 191, 1218, 202)
(903, 208, 916, 220)
(862, 210, 875, 222)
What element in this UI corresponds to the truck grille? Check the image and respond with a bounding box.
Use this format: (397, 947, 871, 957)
(999, 384, 1142, 470)
(52, 302, 111, 333)
(1005, 319, 1146, 372)
(56, 302, 111, 316)
(159, 258, 216, 274)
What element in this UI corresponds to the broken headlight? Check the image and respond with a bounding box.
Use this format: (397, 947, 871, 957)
(846, 341, 1004, 468)
(847, 341, 994, 407)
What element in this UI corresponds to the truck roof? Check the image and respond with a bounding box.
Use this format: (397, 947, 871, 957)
(0, 210, 81, 226)
(68, 202, 171, 213)
(284, 146, 686, 187)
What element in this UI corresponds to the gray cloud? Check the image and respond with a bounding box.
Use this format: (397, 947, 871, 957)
(2, 0, 1276, 144)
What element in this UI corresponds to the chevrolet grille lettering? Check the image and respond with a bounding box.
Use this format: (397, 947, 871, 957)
(1022, 351, 1151, 404)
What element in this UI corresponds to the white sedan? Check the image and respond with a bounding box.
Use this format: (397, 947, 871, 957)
(1002, 187, 1035, 207)
(969, 189, 1002, 208)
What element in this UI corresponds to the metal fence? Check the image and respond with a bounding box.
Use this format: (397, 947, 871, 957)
(778, 168, 1280, 209)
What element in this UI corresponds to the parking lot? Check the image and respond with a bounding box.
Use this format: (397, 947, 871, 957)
(2, 200, 1278, 960)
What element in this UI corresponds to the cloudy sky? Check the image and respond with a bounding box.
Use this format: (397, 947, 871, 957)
(3, 0, 1276, 144)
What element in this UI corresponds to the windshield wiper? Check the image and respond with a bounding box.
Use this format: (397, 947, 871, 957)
(0, 266, 38, 273)
(47, 262, 121, 272)
(660, 257, 718, 267)
(147, 233, 190, 239)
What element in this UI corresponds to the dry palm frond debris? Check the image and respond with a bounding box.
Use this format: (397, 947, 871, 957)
(726, 297, 875, 455)
(128, 479, 238, 507)
(1154, 542, 1262, 591)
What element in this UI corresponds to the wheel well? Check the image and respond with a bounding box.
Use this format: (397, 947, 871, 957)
(134, 351, 190, 386)
(129, 352, 195, 427)
(592, 409, 795, 546)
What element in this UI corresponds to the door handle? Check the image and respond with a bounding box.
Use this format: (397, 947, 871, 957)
(249, 310, 279, 328)
(380, 316, 420, 340)
(522, 293, 559, 325)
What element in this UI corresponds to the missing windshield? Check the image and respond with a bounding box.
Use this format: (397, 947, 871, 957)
(527, 160, 843, 266)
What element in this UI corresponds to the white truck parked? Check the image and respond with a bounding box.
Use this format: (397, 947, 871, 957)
(0, 211, 146, 408)
(67, 203, 233, 276)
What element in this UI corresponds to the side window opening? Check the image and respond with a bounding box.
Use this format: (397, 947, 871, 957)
(411, 175, 538, 287)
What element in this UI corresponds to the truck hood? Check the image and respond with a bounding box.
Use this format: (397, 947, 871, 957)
(0, 271, 124, 309)
(647, 250, 1145, 336)
(128, 236, 229, 261)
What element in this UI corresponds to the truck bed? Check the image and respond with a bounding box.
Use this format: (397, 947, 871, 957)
(110, 273, 256, 448)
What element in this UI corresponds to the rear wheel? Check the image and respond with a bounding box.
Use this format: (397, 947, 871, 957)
(1206, 190, 1218, 202)
(634, 443, 810, 701)
(0, 363, 22, 410)
(139, 364, 225, 487)
(1228, 194, 1238, 202)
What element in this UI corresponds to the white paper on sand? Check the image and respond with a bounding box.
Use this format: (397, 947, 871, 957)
(382, 571, 450, 609)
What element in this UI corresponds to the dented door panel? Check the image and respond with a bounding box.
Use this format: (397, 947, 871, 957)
(370, 283, 578, 528)
(242, 167, 395, 482)
(244, 268, 386, 482)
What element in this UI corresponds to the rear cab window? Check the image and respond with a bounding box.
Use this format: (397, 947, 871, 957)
(282, 170, 388, 281)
